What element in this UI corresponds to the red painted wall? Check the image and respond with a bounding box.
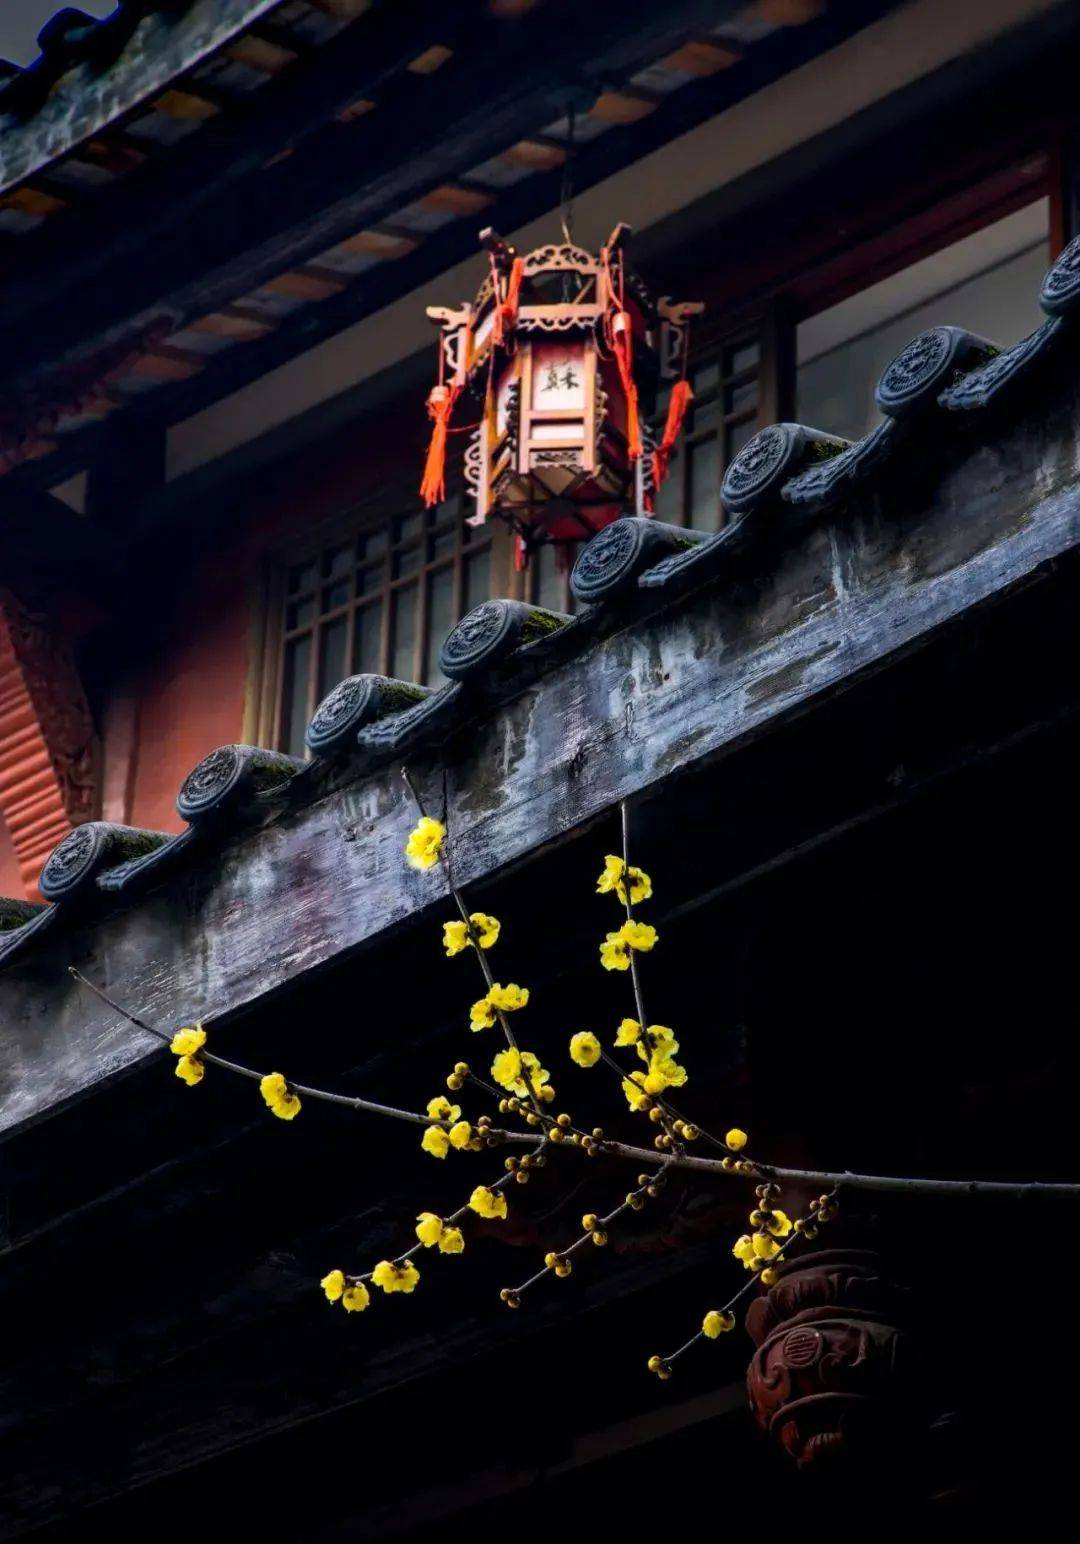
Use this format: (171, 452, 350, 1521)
(122, 551, 253, 838)
(0, 396, 427, 900)
(0, 815, 19, 896)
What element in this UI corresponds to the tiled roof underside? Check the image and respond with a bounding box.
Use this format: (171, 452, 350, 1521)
(0, 0, 886, 478)
(2, 232, 1080, 993)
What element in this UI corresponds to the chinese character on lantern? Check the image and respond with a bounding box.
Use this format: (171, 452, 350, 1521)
(420, 223, 702, 569)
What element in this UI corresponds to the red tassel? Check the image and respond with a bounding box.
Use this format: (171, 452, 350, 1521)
(419, 382, 461, 508)
(611, 309, 642, 461)
(493, 256, 524, 348)
(652, 378, 693, 491)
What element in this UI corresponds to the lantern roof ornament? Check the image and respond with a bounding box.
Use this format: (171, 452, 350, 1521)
(421, 223, 703, 568)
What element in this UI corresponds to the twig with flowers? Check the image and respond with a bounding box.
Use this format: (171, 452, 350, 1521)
(70, 782, 1080, 1380)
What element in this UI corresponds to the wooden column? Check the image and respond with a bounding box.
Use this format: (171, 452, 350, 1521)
(0, 589, 97, 897)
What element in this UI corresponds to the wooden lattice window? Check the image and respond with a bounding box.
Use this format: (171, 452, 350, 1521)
(527, 540, 578, 615)
(651, 309, 792, 531)
(270, 494, 492, 757)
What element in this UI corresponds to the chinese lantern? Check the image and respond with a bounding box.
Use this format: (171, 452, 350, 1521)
(421, 223, 701, 567)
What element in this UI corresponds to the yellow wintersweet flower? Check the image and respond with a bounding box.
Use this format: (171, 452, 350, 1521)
(448, 1120, 473, 1150)
(443, 920, 470, 956)
(260, 1071, 301, 1120)
(421, 1125, 450, 1159)
(175, 1054, 205, 1087)
(405, 815, 446, 871)
(626, 867, 653, 903)
(321, 1269, 345, 1303)
(622, 920, 657, 952)
(416, 1212, 445, 1248)
(491, 1048, 550, 1099)
(170, 1023, 206, 1057)
(469, 1185, 508, 1220)
(725, 1127, 748, 1151)
(426, 1095, 461, 1123)
(596, 855, 653, 905)
(470, 913, 501, 948)
(487, 983, 529, 1013)
(600, 930, 632, 971)
(470, 994, 497, 1031)
(569, 1031, 601, 1067)
(752, 1232, 781, 1260)
(766, 1209, 793, 1238)
(519, 1051, 549, 1094)
(438, 1226, 465, 1254)
(525, 1049, 556, 1099)
(615, 1017, 642, 1046)
(445, 913, 500, 955)
(491, 1047, 523, 1092)
(732, 1234, 756, 1266)
(597, 854, 623, 894)
(372, 1259, 420, 1294)
(703, 1310, 735, 1338)
(643, 1046, 688, 1095)
(342, 1282, 370, 1312)
(622, 1071, 651, 1111)
(261, 1071, 288, 1105)
(600, 920, 657, 971)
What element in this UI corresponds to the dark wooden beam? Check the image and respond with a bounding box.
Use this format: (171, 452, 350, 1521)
(0, 0, 284, 196)
(0, 0, 747, 403)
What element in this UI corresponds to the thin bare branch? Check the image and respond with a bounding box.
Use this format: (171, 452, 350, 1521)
(72, 966, 1080, 1202)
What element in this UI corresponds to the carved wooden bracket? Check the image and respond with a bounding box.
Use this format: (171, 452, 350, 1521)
(744, 1248, 913, 1469)
(0, 587, 98, 897)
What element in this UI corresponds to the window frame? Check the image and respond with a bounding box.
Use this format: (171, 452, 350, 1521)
(648, 300, 794, 533)
(249, 482, 499, 755)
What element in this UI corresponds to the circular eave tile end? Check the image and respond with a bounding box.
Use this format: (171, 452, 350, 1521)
(875, 327, 957, 416)
(721, 424, 799, 515)
(439, 600, 521, 679)
(39, 822, 107, 901)
(1040, 234, 1080, 318)
(176, 744, 245, 821)
(570, 516, 648, 604)
(306, 675, 378, 755)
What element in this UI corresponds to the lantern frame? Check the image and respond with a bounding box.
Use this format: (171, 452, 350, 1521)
(424, 223, 701, 558)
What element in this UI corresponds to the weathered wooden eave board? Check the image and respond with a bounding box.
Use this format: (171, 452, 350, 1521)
(0, 1, 283, 197)
(2, 401, 1079, 1138)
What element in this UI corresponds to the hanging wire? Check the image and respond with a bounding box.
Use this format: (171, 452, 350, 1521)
(560, 102, 576, 246)
(559, 103, 578, 305)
